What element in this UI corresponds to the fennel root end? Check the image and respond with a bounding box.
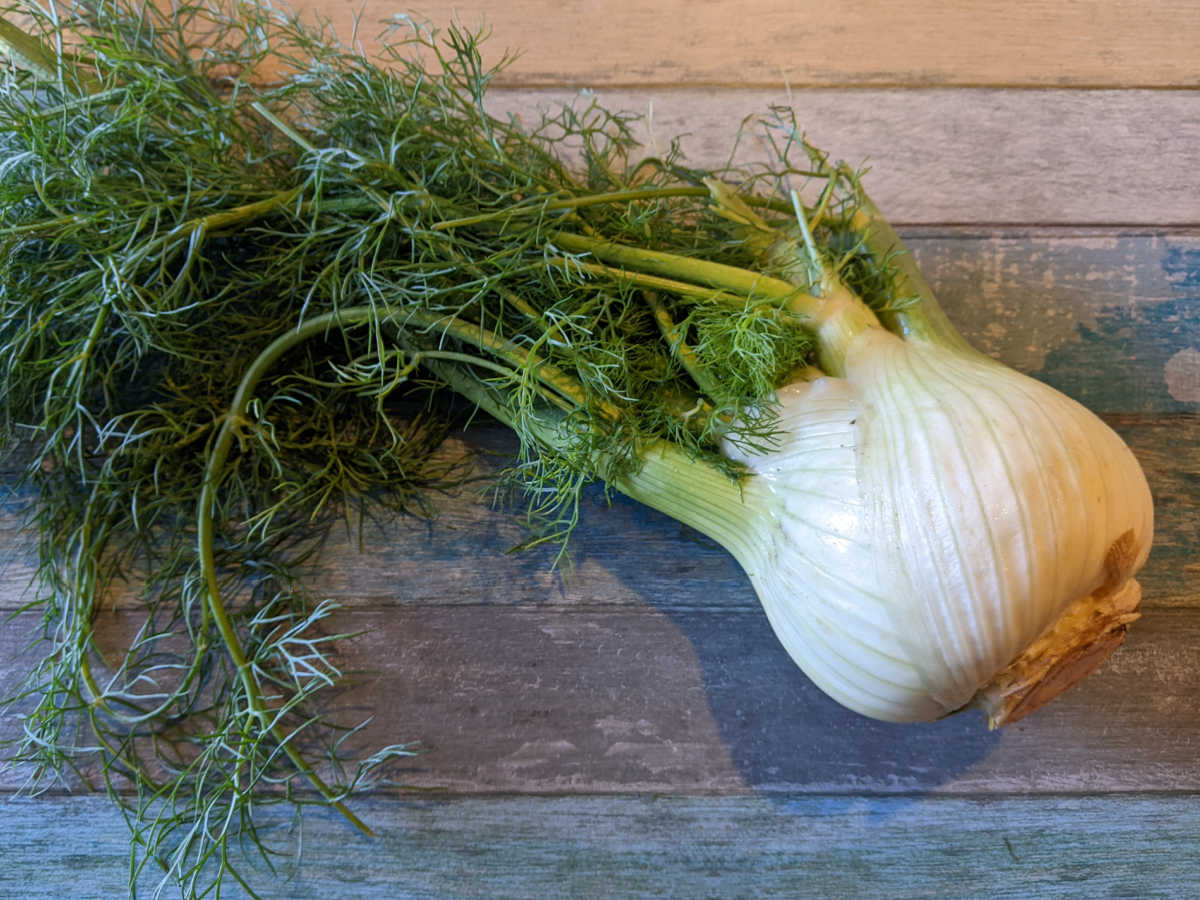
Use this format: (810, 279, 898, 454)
(973, 570, 1142, 729)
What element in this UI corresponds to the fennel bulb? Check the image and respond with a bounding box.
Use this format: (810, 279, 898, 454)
(606, 191, 1155, 726)
(722, 328, 1152, 724)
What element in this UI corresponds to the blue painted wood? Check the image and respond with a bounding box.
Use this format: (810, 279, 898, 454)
(3, 792, 1198, 899)
(5, 603, 1199, 795)
(909, 233, 1200, 414)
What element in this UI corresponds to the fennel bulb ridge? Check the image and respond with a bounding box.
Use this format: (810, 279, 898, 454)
(723, 327, 1153, 726)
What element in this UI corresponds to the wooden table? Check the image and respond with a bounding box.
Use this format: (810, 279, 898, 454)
(3, 1, 1199, 896)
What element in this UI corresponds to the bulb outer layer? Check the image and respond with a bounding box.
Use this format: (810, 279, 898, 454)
(724, 328, 1154, 722)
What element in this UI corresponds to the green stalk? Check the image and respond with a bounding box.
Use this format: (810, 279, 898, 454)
(432, 186, 713, 230)
(847, 204, 974, 352)
(196, 301, 612, 834)
(0, 15, 61, 80)
(553, 232, 801, 307)
(429, 342, 761, 566)
(643, 291, 721, 398)
(782, 189, 884, 376)
(414, 308, 622, 421)
(552, 230, 878, 374)
(613, 443, 763, 572)
(198, 309, 381, 838)
(558, 258, 767, 310)
(781, 146, 974, 353)
(186, 188, 304, 234)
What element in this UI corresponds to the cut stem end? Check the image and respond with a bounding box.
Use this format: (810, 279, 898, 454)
(972, 577, 1142, 729)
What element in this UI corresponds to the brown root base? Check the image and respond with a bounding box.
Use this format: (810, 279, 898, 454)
(972, 577, 1142, 728)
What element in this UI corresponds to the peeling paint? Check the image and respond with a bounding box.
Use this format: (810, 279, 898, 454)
(1164, 348, 1200, 404)
(904, 236, 1200, 412)
(498, 739, 578, 769)
(594, 716, 659, 739)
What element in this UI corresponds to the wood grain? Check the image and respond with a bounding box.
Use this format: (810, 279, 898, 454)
(482, 90, 1200, 225)
(3, 792, 1198, 899)
(294, 1, 1200, 88)
(4, 601, 1198, 795)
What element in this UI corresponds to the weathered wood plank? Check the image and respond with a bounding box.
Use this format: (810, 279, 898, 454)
(1106, 416, 1200, 608)
(5, 605, 1199, 794)
(3, 791, 1199, 899)
(910, 234, 1200, 411)
(256, 606, 1200, 794)
(23, 19, 1200, 222)
(1, 414, 1196, 613)
(485, 90, 1200, 226)
(296, 1, 1200, 88)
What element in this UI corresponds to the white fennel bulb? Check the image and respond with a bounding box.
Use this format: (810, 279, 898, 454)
(607, 183, 1154, 727)
(721, 327, 1153, 724)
